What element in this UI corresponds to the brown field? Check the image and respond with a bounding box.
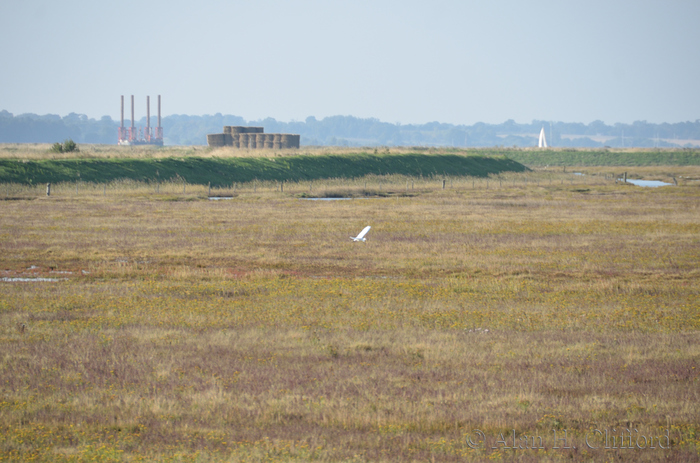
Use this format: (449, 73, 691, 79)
(0, 169, 699, 462)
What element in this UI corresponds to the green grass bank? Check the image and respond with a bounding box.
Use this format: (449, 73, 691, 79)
(0, 153, 526, 186)
(498, 148, 700, 167)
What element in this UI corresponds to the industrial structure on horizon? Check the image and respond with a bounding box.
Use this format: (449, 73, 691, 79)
(207, 126, 300, 149)
(118, 95, 163, 146)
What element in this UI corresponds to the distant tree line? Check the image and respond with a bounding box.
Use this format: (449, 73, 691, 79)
(1, 109, 699, 148)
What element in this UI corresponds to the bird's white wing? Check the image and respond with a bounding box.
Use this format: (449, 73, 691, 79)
(356, 226, 371, 240)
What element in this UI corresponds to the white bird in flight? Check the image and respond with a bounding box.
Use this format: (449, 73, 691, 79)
(351, 225, 371, 242)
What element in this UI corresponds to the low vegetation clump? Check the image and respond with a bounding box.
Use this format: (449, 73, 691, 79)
(0, 168, 698, 461)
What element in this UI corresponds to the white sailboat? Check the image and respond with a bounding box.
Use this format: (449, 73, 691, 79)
(538, 127, 548, 148)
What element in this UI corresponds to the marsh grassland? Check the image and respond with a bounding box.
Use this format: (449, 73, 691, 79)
(0, 172, 699, 462)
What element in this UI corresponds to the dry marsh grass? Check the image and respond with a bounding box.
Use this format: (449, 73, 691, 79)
(0, 143, 206, 160)
(0, 176, 698, 462)
(0, 144, 474, 161)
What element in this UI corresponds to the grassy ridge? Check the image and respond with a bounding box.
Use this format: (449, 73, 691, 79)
(0, 153, 526, 186)
(500, 148, 700, 166)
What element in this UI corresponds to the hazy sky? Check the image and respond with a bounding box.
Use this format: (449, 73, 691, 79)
(1, 0, 698, 125)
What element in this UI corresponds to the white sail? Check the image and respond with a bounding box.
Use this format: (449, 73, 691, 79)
(538, 127, 548, 148)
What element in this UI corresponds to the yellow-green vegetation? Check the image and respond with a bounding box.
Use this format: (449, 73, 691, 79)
(1, 169, 699, 462)
(0, 145, 527, 187)
(0, 144, 515, 161)
(2, 144, 699, 164)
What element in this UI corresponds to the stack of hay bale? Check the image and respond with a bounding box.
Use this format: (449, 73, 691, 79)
(206, 133, 227, 147)
(207, 126, 300, 149)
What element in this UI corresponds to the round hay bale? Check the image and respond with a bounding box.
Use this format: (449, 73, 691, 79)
(280, 134, 293, 149)
(256, 133, 266, 148)
(273, 134, 282, 150)
(207, 133, 226, 147)
(290, 134, 300, 148)
(239, 133, 249, 148)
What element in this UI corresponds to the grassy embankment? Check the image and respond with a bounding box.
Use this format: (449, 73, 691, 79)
(1, 144, 698, 186)
(0, 145, 526, 188)
(499, 147, 700, 167)
(0, 157, 699, 462)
